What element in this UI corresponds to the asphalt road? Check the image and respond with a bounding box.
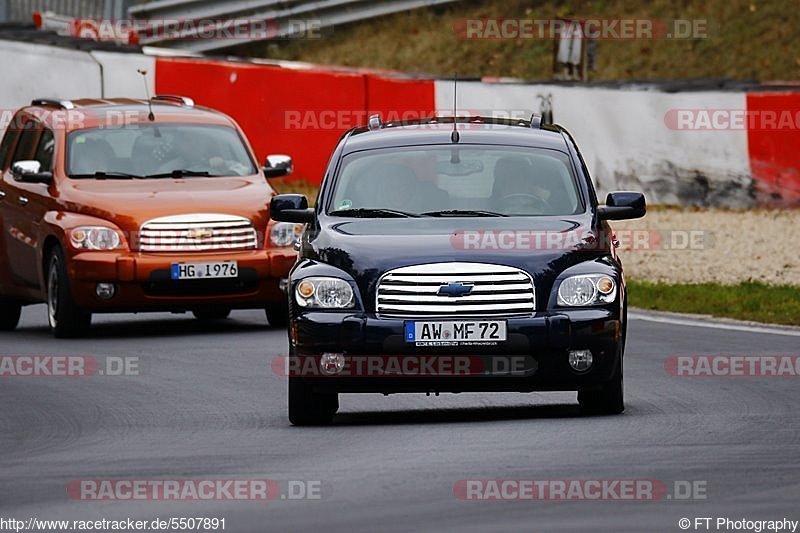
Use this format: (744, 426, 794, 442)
(1, 305, 799, 532)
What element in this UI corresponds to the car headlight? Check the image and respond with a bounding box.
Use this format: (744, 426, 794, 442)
(69, 226, 122, 251)
(295, 277, 355, 309)
(270, 222, 304, 247)
(557, 274, 617, 306)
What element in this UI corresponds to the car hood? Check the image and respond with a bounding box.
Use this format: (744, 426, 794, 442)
(58, 175, 272, 232)
(305, 215, 611, 304)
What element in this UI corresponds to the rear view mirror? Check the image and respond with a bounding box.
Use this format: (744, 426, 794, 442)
(11, 160, 52, 184)
(270, 194, 315, 223)
(437, 159, 484, 176)
(264, 154, 293, 178)
(597, 192, 646, 220)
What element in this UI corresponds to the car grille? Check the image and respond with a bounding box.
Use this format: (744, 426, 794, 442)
(376, 262, 535, 317)
(139, 214, 258, 253)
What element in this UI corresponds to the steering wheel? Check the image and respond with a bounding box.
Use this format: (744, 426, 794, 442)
(501, 193, 550, 212)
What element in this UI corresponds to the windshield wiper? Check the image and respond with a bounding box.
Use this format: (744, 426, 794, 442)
(69, 171, 143, 180)
(420, 209, 508, 217)
(328, 208, 421, 218)
(143, 170, 217, 179)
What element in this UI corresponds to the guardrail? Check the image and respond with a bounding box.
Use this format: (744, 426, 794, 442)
(128, 0, 459, 52)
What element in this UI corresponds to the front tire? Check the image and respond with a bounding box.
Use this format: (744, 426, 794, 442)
(0, 298, 21, 331)
(288, 377, 338, 426)
(578, 355, 624, 415)
(47, 248, 92, 338)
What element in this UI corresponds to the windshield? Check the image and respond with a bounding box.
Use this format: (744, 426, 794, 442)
(66, 123, 257, 178)
(328, 146, 583, 217)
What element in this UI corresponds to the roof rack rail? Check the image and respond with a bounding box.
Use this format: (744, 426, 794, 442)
(152, 95, 195, 107)
(367, 113, 383, 131)
(31, 98, 75, 110)
(529, 113, 543, 129)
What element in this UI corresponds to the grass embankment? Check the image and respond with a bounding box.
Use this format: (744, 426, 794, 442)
(269, 179, 321, 203)
(628, 280, 800, 326)
(240, 0, 799, 81)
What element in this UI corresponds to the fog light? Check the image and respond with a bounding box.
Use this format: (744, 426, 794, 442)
(320, 353, 345, 376)
(568, 349, 593, 372)
(95, 283, 116, 300)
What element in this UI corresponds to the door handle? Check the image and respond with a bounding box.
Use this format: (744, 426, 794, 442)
(18, 196, 29, 206)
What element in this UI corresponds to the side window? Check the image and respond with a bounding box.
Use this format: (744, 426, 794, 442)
(576, 148, 599, 206)
(34, 128, 55, 171)
(11, 125, 40, 164)
(565, 134, 597, 207)
(0, 127, 20, 170)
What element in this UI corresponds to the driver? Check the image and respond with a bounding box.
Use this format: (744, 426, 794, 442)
(156, 132, 248, 176)
(491, 156, 551, 212)
(156, 132, 206, 173)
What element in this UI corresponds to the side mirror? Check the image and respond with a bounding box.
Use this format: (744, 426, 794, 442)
(263, 154, 293, 178)
(597, 192, 646, 221)
(11, 160, 52, 184)
(270, 194, 315, 223)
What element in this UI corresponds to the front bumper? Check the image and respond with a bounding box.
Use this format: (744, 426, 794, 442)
(290, 308, 622, 394)
(67, 248, 296, 311)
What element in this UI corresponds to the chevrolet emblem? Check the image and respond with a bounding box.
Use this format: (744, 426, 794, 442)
(186, 228, 214, 239)
(437, 282, 474, 298)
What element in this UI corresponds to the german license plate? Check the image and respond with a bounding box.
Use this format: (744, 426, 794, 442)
(405, 320, 507, 345)
(170, 261, 238, 280)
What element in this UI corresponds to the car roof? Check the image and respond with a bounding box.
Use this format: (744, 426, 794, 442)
(341, 117, 570, 155)
(21, 97, 235, 131)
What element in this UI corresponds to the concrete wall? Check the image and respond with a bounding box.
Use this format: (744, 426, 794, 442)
(436, 81, 753, 206)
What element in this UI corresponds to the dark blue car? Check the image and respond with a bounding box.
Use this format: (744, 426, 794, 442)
(271, 115, 646, 425)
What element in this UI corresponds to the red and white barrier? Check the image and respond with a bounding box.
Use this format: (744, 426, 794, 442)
(0, 37, 797, 207)
(746, 92, 800, 205)
(153, 55, 800, 207)
(154, 57, 434, 184)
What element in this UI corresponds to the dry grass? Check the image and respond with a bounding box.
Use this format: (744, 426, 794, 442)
(613, 208, 800, 286)
(268, 179, 321, 205)
(236, 0, 799, 81)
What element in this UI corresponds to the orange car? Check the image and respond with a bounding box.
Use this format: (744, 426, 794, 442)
(0, 96, 299, 337)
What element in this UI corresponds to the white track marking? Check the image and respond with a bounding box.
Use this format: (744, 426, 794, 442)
(629, 311, 800, 337)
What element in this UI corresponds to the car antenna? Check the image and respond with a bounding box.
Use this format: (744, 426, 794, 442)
(451, 72, 460, 144)
(137, 68, 155, 121)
